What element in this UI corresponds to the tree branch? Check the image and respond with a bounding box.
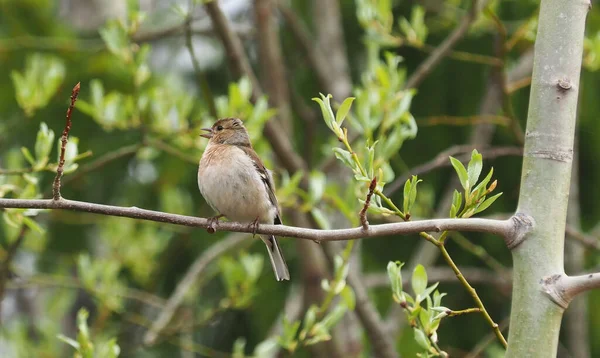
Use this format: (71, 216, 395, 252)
(254, 0, 294, 133)
(541, 273, 600, 309)
(204, 0, 306, 173)
(0, 198, 516, 242)
(277, 1, 334, 95)
(404, 0, 489, 90)
(143, 234, 248, 345)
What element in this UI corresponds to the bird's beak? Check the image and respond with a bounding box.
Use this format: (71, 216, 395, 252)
(200, 127, 213, 139)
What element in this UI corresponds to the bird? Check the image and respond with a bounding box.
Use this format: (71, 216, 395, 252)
(197, 117, 290, 281)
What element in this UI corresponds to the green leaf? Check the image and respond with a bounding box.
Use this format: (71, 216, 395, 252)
(311, 208, 331, 230)
(403, 179, 411, 214)
(473, 193, 503, 215)
(232, 337, 246, 358)
(11, 54, 66, 116)
(312, 93, 337, 133)
(449, 156, 469, 190)
(321, 305, 347, 329)
(332, 148, 355, 169)
(412, 264, 428, 296)
(22, 216, 45, 234)
(413, 327, 431, 350)
(472, 167, 494, 198)
(309, 171, 326, 203)
(403, 176, 422, 214)
(302, 305, 319, 338)
(57, 334, 80, 349)
(387, 261, 404, 302)
(340, 285, 356, 310)
(335, 97, 355, 126)
(450, 190, 462, 218)
(34, 122, 55, 166)
(99, 20, 132, 62)
(433, 290, 447, 307)
(20, 147, 36, 166)
(467, 149, 483, 190)
(416, 282, 439, 304)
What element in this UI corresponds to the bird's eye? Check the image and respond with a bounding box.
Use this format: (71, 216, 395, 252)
(216, 125, 224, 131)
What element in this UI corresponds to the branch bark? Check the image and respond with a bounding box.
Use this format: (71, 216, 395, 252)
(506, 0, 590, 356)
(0, 198, 516, 242)
(541, 272, 600, 309)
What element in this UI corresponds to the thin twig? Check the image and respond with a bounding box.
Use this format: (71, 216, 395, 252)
(143, 234, 249, 345)
(565, 225, 600, 251)
(0, 167, 35, 175)
(446, 307, 482, 317)
(485, 8, 525, 144)
(359, 178, 377, 230)
(255, 0, 294, 133)
(61, 143, 142, 188)
(404, 0, 488, 89)
(0, 198, 517, 242)
(421, 232, 508, 348)
(184, 14, 218, 119)
(52, 82, 81, 200)
(419, 115, 510, 127)
(277, 1, 332, 93)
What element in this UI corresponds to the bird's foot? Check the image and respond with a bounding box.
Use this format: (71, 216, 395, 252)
(206, 214, 224, 234)
(249, 217, 260, 238)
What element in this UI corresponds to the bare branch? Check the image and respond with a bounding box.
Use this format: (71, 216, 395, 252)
(277, 1, 332, 94)
(144, 234, 248, 346)
(185, 17, 218, 119)
(404, 0, 489, 90)
(311, 0, 352, 99)
(204, 0, 306, 173)
(254, 0, 293, 133)
(0, 198, 517, 241)
(541, 273, 600, 309)
(53, 82, 80, 200)
(565, 225, 600, 251)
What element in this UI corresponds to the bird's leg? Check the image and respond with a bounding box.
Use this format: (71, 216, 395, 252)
(206, 214, 224, 234)
(249, 217, 260, 238)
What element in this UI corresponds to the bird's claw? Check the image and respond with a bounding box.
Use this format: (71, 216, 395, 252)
(249, 217, 260, 238)
(206, 214, 224, 234)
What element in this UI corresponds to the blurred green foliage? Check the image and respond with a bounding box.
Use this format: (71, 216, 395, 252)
(1, 0, 600, 357)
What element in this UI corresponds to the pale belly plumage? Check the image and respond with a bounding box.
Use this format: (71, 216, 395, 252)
(198, 145, 276, 224)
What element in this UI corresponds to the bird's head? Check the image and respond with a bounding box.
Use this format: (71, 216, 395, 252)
(200, 118, 251, 146)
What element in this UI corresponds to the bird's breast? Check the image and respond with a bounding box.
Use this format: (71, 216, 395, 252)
(198, 146, 275, 223)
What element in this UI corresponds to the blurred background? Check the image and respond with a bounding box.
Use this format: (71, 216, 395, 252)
(1, 0, 600, 357)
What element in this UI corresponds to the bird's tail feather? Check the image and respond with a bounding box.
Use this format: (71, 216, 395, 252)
(261, 235, 290, 281)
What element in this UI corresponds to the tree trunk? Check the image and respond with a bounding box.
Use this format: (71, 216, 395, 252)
(507, 0, 590, 356)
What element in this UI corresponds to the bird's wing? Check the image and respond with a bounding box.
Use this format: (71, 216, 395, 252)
(238, 146, 282, 225)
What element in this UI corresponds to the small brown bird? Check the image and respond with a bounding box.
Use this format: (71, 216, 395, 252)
(197, 118, 290, 281)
